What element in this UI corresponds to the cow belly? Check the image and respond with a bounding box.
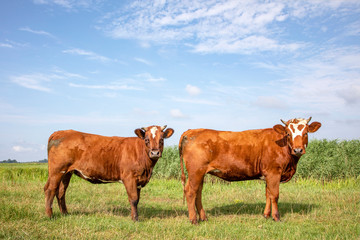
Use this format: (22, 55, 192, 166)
(208, 168, 261, 182)
(73, 169, 122, 184)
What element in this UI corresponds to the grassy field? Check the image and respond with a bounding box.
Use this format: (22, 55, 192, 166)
(1, 163, 359, 239)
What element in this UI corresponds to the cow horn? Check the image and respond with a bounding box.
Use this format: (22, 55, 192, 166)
(161, 125, 167, 131)
(141, 127, 148, 131)
(306, 116, 312, 124)
(280, 119, 288, 126)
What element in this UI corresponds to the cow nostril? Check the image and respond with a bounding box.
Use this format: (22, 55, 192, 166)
(150, 150, 160, 157)
(294, 148, 303, 155)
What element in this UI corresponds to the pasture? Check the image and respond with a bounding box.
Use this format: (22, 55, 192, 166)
(1, 139, 360, 239)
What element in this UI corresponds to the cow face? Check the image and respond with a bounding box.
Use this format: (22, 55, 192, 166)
(134, 125, 174, 160)
(273, 117, 321, 157)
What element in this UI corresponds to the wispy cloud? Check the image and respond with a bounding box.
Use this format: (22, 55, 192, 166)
(19, 27, 56, 39)
(10, 74, 54, 92)
(136, 73, 166, 82)
(99, 1, 359, 54)
(254, 96, 287, 109)
(63, 48, 111, 62)
(261, 46, 360, 113)
(171, 97, 222, 106)
(12, 141, 45, 153)
(69, 83, 143, 91)
(33, 0, 104, 10)
(134, 57, 152, 65)
(10, 69, 86, 92)
(0, 42, 13, 48)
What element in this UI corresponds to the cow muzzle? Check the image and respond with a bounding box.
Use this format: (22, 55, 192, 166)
(292, 148, 305, 157)
(149, 149, 161, 159)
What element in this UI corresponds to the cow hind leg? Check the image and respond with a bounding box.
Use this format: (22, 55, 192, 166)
(195, 178, 207, 222)
(185, 171, 206, 224)
(44, 173, 64, 218)
(56, 172, 72, 215)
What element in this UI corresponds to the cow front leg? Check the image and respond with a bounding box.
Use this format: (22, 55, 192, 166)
(265, 175, 281, 221)
(123, 178, 140, 221)
(263, 184, 271, 219)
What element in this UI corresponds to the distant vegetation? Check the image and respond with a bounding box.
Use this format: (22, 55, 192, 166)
(155, 139, 360, 181)
(1, 159, 18, 163)
(0, 159, 47, 164)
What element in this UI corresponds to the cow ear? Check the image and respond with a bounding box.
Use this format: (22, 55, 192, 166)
(134, 128, 145, 139)
(163, 128, 174, 139)
(308, 122, 321, 133)
(273, 124, 286, 135)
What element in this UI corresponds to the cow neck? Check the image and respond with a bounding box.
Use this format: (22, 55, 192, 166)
(147, 157, 158, 167)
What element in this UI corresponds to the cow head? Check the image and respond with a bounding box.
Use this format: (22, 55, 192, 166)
(273, 117, 321, 157)
(134, 125, 174, 160)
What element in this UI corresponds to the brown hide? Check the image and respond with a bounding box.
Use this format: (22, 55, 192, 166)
(44, 126, 174, 220)
(179, 119, 321, 224)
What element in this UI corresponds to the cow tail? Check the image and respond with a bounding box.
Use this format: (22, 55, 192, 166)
(179, 135, 187, 205)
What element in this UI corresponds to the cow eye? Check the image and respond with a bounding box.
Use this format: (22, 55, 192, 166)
(145, 138, 150, 144)
(159, 139, 164, 145)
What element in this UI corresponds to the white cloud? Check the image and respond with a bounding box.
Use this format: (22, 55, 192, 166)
(254, 96, 286, 109)
(10, 70, 86, 92)
(170, 109, 187, 119)
(0, 42, 13, 48)
(63, 48, 111, 62)
(52, 67, 87, 79)
(262, 46, 360, 113)
(10, 74, 53, 92)
(337, 85, 360, 105)
(136, 73, 166, 82)
(134, 57, 152, 65)
(69, 83, 143, 91)
(186, 84, 201, 96)
(99, 0, 358, 54)
(171, 97, 221, 106)
(12, 145, 34, 152)
(33, 0, 103, 10)
(19, 27, 56, 39)
(12, 142, 45, 153)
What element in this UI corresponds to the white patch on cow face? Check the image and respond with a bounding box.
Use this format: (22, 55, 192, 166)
(288, 119, 307, 141)
(150, 126, 158, 139)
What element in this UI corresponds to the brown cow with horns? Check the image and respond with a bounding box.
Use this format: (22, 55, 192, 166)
(179, 117, 321, 224)
(44, 125, 174, 220)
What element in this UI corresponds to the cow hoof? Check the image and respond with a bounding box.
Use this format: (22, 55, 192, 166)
(190, 219, 198, 225)
(200, 217, 208, 222)
(263, 214, 270, 219)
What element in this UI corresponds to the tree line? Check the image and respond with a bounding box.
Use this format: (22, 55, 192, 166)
(0, 159, 48, 163)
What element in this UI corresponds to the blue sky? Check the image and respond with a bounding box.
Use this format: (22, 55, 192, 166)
(1, 0, 360, 162)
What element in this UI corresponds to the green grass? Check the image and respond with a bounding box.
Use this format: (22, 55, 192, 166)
(1, 164, 359, 239)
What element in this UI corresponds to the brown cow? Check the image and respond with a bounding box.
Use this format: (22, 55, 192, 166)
(44, 125, 174, 220)
(179, 117, 321, 224)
